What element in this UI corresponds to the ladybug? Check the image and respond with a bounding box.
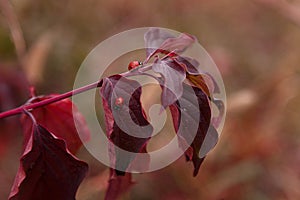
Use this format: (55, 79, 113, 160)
(115, 97, 124, 106)
(114, 97, 124, 110)
(128, 61, 142, 70)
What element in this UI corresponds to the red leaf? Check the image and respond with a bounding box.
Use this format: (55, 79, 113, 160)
(143, 28, 221, 176)
(174, 56, 200, 75)
(105, 169, 134, 200)
(144, 28, 175, 58)
(186, 73, 212, 98)
(9, 122, 88, 200)
(144, 28, 197, 62)
(100, 75, 153, 174)
(152, 59, 186, 108)
(21, 95, 90, 154)
(169, 84, 218, 176)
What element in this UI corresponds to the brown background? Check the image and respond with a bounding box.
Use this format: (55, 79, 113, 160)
(0, 0, 300, 199)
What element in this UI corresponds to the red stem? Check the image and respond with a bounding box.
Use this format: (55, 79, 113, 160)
(0, 63, 152, 119)
(0, 80, 102, 119)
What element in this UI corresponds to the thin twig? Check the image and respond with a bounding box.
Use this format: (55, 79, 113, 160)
(0, 80, 102, 119)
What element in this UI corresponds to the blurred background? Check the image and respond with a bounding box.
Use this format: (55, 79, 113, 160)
(1, 0, 300, 199)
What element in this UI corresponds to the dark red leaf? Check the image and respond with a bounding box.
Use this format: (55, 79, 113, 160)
(169, 83, 218, 176)
(21, 95, 90, 154)
(144, 28, 175, 58)
(152, 59, 186, 108)
(9, 122, 88, 200)
(144, 28, 197, 62)
(186, 73, 212, 98)
(105, 169, 134, 200)
(174, 56, 200, 75)
(100, 75, 153, 174)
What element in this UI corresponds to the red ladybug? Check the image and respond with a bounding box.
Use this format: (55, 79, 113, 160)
(114, 97, 124, 110)
(115, 97, 124, 106)
(128, 61, 142, 70)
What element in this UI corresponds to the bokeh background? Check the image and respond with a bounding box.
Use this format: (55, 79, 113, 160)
(1, 0, 300, 199)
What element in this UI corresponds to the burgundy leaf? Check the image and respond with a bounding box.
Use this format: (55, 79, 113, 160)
(169, 83, 218, 176)
(186, 73, 212, 98)
(144, 28, 175, 58)
(144, 28, 197, 62)
(185, 72, 225, 128)
(9, 122, 88, 200)
(105, 169, 134, 200)
(21, 95, 90, 154)
(100, 75, 153, 174)
(152, 59, 186, 108)
(173, 56, 216, 97)
(157, 33, 196, 55)
(174, 56, 200, 75)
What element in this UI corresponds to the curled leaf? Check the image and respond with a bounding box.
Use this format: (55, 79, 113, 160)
(144, 28, 197, 62)
(186, 73, 212, 98)
(100, 75, 153, 174)
(144, 28, 175, 58)
(174, 56, 200, 75)
(152, 59, 186, 108)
